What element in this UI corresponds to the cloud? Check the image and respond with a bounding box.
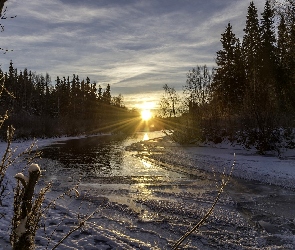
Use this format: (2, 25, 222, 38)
(1, 0, 267, 107)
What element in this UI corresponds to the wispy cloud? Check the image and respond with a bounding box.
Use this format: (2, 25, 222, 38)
(1, 0, 266, 107)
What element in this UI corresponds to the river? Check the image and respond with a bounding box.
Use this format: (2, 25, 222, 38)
(37, 131, 295, 249)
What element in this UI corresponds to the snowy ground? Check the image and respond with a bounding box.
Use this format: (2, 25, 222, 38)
(145, 137, 295, 189)
(1, 134, 295, 249)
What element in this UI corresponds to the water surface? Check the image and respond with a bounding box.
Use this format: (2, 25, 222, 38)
(38, 131, 295, 249)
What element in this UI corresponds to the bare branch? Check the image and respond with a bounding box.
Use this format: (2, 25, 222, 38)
(172, 157, 235, 249)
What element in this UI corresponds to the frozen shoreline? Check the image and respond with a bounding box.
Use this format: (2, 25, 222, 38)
(1, 134, 295, 249)
(139, 136, 295, 190)
(3, 134, 295, 189)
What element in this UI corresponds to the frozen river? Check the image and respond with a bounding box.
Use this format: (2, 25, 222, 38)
(38, 131, 295, 249)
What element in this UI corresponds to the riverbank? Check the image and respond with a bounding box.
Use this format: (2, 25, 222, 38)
(3, 134, 295, 189)
(137, 136, 295, 189)
(1, 133, 295, 249)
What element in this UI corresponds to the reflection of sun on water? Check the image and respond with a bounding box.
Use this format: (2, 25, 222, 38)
(143, 133, 149, 141)
(136, 183, 152, 196)
(141, 158, 152, 168)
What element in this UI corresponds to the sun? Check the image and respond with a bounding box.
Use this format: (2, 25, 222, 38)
(138, 102, 155, 121)
(141, 109, 152, 121)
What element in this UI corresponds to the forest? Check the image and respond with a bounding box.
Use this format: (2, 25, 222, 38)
(159, 0, 295, 154)
(1, 0, 295, 155)
(0, 62, 144, 138)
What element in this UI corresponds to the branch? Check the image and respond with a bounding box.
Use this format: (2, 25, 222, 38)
(52, 208, 100, 250)
(172, 157, 235, 249)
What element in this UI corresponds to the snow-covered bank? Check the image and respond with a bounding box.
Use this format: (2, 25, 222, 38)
(1, 134, 295, 249)
(0, 134, 108, 249)
(142, 137, 295, 190)
(5, 133, 295, 191)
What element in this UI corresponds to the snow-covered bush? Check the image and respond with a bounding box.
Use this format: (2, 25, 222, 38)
(11, 163, 50, 250)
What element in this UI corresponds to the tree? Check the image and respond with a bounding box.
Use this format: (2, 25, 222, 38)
(277, 14, 289, 70)
(184, 65, 212, 109)
(159, 84, 181, 118)
(277, 14, 292, 111)
(285, 1, 295, 105)
(182, 66, 213, 141)
(213, 23, 245, 113)
(242, 1, 261, 85)
(240, 1, 280, 153)
(111, 94, 124, 107)
(102, 84, 111, 105)
(260, 0, 277, 83)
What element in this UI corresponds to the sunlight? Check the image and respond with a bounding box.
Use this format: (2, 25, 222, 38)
(141, 159, 152, 168)
(143, 133, 149, 141)
(139, 101, 156, 121)
(141, 109, 152, 121)
(139, 101, 156, 110)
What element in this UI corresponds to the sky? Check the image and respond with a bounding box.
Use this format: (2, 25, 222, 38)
(0, 0, 266, 109)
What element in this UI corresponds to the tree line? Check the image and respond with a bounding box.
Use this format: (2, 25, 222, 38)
(0, 61, 140, 138)
(159, 0, 295, 154)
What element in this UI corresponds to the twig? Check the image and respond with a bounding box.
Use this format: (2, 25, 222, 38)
(172, 157, 235, 250)
(51, 209, 99, 250)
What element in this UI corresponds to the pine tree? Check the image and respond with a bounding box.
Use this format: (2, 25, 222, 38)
(55, 76, 61, 117)
(213, 23, 245, 113)
(44, 73, 51, 115)
(22, 68, 30, 111)
(5, 60, 15, 109)
(288, 2, 295, 86)
(277, 14, 289, 70)
(286, 1, 295, 111)
(238, 1, 284, 153)
(277, 14, 291, 111)
(242, 1, 261, 86)
(97, 84, 102, 102)
(276, 1, 295, 112)
(259, 0, 278, 110)
(102, 84, 111, 105)
(260, 0, 277, 79)
(70, 74, 77, 116)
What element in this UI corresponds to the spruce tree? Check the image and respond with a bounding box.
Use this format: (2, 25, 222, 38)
(241, 1, 278, 153)
(260, 0, 277, 79)
(277, 14, 291, 111)
(242, 0, 263, 111)
(287, 2, 295, 88)
(102, 84, 111, 105)
(277, 14, 289, 71)
(287, 1, 295, 111)
(213, 23, 245, 113)
(277, 1, 295, 112)
(242, 1, 261, 85)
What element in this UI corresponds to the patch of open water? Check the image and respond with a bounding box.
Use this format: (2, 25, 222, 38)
(37, 131, 295, 249)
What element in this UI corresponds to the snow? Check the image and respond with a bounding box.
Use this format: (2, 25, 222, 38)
(1, 134, 295, 249)
(28, 163, 41, 173)
(165, 139, 295, 189)
(14, 172, 29, 184)
(15, 217, 27, 237)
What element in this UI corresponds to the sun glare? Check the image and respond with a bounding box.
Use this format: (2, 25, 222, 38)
(141, 109, 152, 121)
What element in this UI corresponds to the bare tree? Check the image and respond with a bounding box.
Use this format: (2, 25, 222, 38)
(159, 84, 182, 118)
